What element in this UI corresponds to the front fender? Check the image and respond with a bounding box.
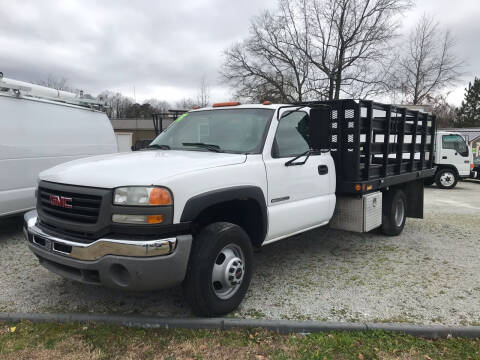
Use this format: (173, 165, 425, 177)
(180, 186, 268, 242)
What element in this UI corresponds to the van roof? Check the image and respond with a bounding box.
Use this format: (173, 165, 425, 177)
(0, 91, 105, 113)
(0, 74, 106, 112)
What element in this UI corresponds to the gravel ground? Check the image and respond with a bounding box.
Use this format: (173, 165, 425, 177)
(1, 180, 480, 325)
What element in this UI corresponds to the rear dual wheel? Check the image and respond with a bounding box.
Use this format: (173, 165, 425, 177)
(381, 189, 406, 236)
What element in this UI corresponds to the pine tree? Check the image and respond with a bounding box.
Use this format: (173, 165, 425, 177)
(456, 78, 480, 127)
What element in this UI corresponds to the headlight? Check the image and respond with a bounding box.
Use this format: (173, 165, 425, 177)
(113, 186, 172, 206)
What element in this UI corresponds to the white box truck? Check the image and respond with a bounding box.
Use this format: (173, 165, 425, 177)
(423, 131, 472, 189)
(0, 73, 117, 217)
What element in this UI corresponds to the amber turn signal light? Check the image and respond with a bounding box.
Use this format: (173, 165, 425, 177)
(149, 188, 172, 205)
(147, 215, 164, 224)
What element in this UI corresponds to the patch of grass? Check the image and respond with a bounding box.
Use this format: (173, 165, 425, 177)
(1, 321, 480, 359)
(300, 330, 480, 359)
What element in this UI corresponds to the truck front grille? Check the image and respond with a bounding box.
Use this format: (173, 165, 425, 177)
(38, 187, 102, 224)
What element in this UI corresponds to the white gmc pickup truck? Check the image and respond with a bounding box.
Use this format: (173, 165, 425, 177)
(24, 100, 436, 316)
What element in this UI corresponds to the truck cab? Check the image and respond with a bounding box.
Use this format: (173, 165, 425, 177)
(427, 131, 472, 189)
(24, 100, 436, 316)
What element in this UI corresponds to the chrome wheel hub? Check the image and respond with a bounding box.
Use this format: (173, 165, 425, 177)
(440, 172, 455, 187)
(212, 244, 245, 300)
(394, 198, 405, 227)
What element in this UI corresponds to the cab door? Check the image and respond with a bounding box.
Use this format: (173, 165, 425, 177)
(438, 134, 470, 177)
(263, 110, 335, 243)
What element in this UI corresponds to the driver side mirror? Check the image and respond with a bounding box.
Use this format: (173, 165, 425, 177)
(309, 106, 331, 152)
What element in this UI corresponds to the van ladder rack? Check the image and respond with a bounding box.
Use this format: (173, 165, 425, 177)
(0, 72, 106, 110)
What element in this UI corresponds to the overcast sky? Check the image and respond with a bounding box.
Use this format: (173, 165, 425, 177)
(1, 0, 479, 106)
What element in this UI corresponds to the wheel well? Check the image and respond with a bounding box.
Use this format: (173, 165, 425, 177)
(436, 165, 459, 178)
(386, 179, 424, 219)
(192, 199, 265, 247)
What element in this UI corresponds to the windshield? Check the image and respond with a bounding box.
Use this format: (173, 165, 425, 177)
(149, 108, 274, 154)
(442, 134, 469, 157)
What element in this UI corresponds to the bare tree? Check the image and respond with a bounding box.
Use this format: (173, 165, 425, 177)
(144, 98, 171, 113)
(222, 0, 411, 102)
(36, 74, 77, 92)
(428, 94, 457, 128)
(222, 5, 312, 102)
(175, 98, 197, 110)
(391, 14, 463, 104)
(197, 76, 210, 107)
(301, 0, 412, 99)
(98, 90, 134, 119)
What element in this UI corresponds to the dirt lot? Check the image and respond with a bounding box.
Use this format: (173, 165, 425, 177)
(1, 180, 480, 325)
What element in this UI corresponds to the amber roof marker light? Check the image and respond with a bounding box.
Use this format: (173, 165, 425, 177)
(212, 101, 241, 108)
(263, 101, 272, 105)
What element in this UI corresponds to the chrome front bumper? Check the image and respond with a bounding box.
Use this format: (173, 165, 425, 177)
(24, 210, 193, 291)
(24, 210, 176, 261)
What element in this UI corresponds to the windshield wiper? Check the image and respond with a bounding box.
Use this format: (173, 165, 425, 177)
(145, 144, 170, 150)
(182, 142, 222, 152)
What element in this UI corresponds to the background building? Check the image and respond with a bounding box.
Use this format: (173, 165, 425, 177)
(110, 110, 185, 151)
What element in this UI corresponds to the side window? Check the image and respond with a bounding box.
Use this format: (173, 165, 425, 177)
(273, 111, 311, 158)
(442, 135, 468, 156)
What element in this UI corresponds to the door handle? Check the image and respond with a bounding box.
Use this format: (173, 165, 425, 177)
(318, 165, 328, 175)
(442, 156, 447, 159)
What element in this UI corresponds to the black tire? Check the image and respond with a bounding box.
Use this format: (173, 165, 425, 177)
(435, 168, 458, 189)
(424, 177, 435, 186)
(381, 189, 407, 236)
(183, 222, 253, 317)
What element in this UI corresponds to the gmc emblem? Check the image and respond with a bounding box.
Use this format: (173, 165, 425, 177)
(49, 195, 72, 209)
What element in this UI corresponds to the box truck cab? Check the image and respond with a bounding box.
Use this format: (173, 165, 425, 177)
(0, 73, 117, 217)
(24, 100, 436, 316)
(426, 131, 472, 189)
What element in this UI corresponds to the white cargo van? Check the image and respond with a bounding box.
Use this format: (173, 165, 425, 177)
(0, 73, 117, 217)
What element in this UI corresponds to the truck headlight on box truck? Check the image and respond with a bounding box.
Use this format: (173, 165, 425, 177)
(112, 186, 172, 224)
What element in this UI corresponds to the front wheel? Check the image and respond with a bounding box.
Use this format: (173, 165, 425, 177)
(183, 222, 253, 317)
(381, 189, 406, 236)
(435, 169, 458, 189)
